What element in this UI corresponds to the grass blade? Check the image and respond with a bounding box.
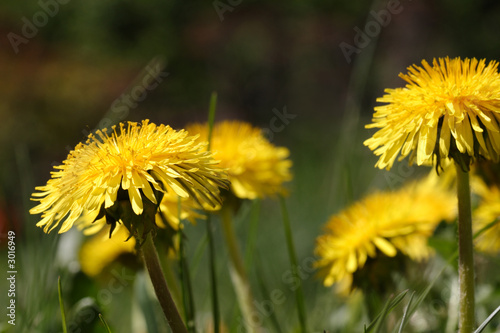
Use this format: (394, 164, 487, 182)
(371, 296, 392, 333)
(99, 314, 112, 333)
(58, 276, 68, 333)
(279, 195, 308, 332)
(474, 305, 500, 333)
(364, 289, 408, 333)
(397, 291, 415, 333)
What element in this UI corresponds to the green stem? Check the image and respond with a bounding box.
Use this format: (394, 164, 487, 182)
(99, 314, 112, 333)
(279, 195, 308, 333)
(206, 214, 221, 332)
(206, 91, 220, 331)
(140, 233, 188, 333)
(455, 164, 475, 333)
(58, 276, 68, 333)
(161, 257, 183, 313)
(245, 199, 261, 268)
(220, 205, 260, 333)
(177, 195, 196, 332)
(178, 228, 196, 332)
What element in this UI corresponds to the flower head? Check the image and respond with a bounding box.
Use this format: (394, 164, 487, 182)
(314, 171, 456, 291)
(472, 178, 500, 254)
(186, 120, 292, 200)
(30, 120, 228, 236)
(365, 57, 500, 171)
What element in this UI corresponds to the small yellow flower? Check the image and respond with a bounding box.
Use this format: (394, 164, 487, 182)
(365, 57, 500, 171)
(79, 226, 136, 277)
(186, 120, 292, 199)
(30, 120, 228, 235)
(155, 190, 205, 230)
(314, 171, 456, 291)
(472, 178, 500, 254)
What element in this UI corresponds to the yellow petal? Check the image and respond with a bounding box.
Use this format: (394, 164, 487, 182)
(373, 237, 397, 257)
(346, 251, 357, 273)
(128, 187, 143, 215)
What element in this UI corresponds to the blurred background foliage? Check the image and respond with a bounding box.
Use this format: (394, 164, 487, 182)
(2, 0, 500, 332)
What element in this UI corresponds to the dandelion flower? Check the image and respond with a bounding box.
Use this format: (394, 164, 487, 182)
(314, 171, 456, 290)
(472, 178, 500, 253)
(365, 57, 500, 171)
(30, 120, 229, 236)
(186, 120, 292, 199)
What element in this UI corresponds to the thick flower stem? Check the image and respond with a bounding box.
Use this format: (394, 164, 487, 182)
(140, 233, 188, 333)
(455, 164, 475, 333)
(220, 205, 260, 333)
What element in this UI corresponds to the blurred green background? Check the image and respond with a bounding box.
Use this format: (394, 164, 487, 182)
(2, 0, 500, 332)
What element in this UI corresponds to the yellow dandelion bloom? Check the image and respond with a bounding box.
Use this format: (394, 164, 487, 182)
(314, 171, 456, 290)
(30, 120, 228, 235)
(79, 226, 136, 277)
(472, 178, 500, 253)
(365, 57, 500, 171)
(186, 120, 292, 199)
